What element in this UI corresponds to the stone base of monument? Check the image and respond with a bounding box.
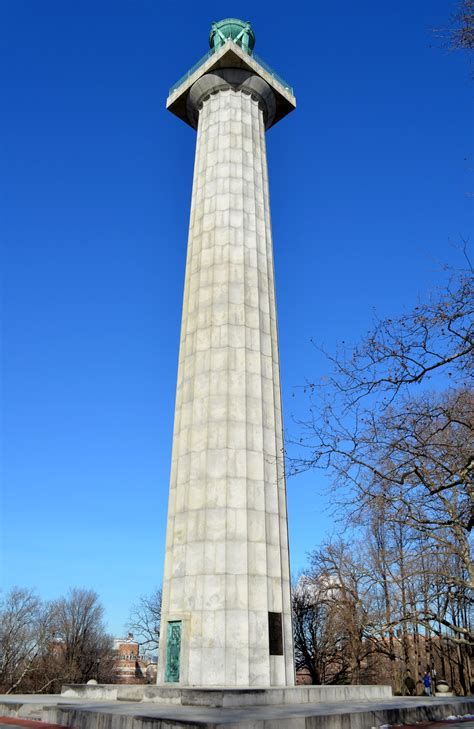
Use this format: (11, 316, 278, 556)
(60, 682, 393, 705)
(1, 692, 473, 729)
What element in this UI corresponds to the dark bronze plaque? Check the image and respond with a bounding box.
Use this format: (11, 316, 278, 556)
(165, 620, 182, 682)
(268, 612, 283, 655)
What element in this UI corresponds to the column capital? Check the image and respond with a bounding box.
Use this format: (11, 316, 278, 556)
(186, 69, 277, 129)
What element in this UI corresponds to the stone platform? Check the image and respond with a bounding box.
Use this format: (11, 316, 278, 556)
(1, 691, 473, 729)
(60, 682, 393, 705)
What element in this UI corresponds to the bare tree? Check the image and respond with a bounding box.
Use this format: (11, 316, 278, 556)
(1, 587, 117, 693)
(292, 263, 473, 691)
(293, 575, 341, 684)
(49, 588, 115, 687)
(126, 588, 161, 655)
(311, 541, 376, 684)
(0, 588, 50, 693)
(450, 0, 474, 50)
(310, 265, 472, 404)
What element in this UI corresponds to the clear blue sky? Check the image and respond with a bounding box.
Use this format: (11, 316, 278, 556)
(1, 1, 472, 636)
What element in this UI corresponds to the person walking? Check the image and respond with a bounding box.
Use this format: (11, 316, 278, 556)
(423, 671, 432, 696)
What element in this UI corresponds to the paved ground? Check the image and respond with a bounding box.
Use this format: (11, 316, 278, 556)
(42, 696, 474, 723)
(3, 720, 470, 729)
(390, 722, 474, 729)
(3, 722, 468, 728)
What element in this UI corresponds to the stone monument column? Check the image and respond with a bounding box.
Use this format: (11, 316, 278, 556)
(157, 19, 296, 688)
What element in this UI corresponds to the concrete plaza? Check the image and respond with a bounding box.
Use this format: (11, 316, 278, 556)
(1, 692, 473, 729)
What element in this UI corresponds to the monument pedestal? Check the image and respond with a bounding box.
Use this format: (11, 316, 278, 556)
(60, 682, 393, 705)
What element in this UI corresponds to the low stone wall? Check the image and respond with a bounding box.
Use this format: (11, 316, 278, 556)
(61, 684, 145, 702)
(0, 701, 44, 721)
(60, 683, 393, 706)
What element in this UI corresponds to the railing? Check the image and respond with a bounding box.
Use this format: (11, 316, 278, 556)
(251, 52, 293, 94)
(169, 49, 215, 94)
(168, 44, 294, 97)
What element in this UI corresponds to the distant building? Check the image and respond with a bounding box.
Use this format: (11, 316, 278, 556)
(295, 667, 313, 685)
(112, 634, 157, 684)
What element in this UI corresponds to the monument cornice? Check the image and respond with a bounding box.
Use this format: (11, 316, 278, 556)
(166, 40, 296, 130)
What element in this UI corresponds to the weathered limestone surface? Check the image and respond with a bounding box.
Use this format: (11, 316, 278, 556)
(59, 684, 393, 705)
(157, 85, 294, 687)
(3, 694, 474, 729)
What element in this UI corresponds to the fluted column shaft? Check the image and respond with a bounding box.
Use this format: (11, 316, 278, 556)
(157, 86, 294, 687)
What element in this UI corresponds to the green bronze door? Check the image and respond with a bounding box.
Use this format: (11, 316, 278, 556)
(165, 620, 182, 682)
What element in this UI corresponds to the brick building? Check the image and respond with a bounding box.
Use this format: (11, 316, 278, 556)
(112, 634, 157, 684)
